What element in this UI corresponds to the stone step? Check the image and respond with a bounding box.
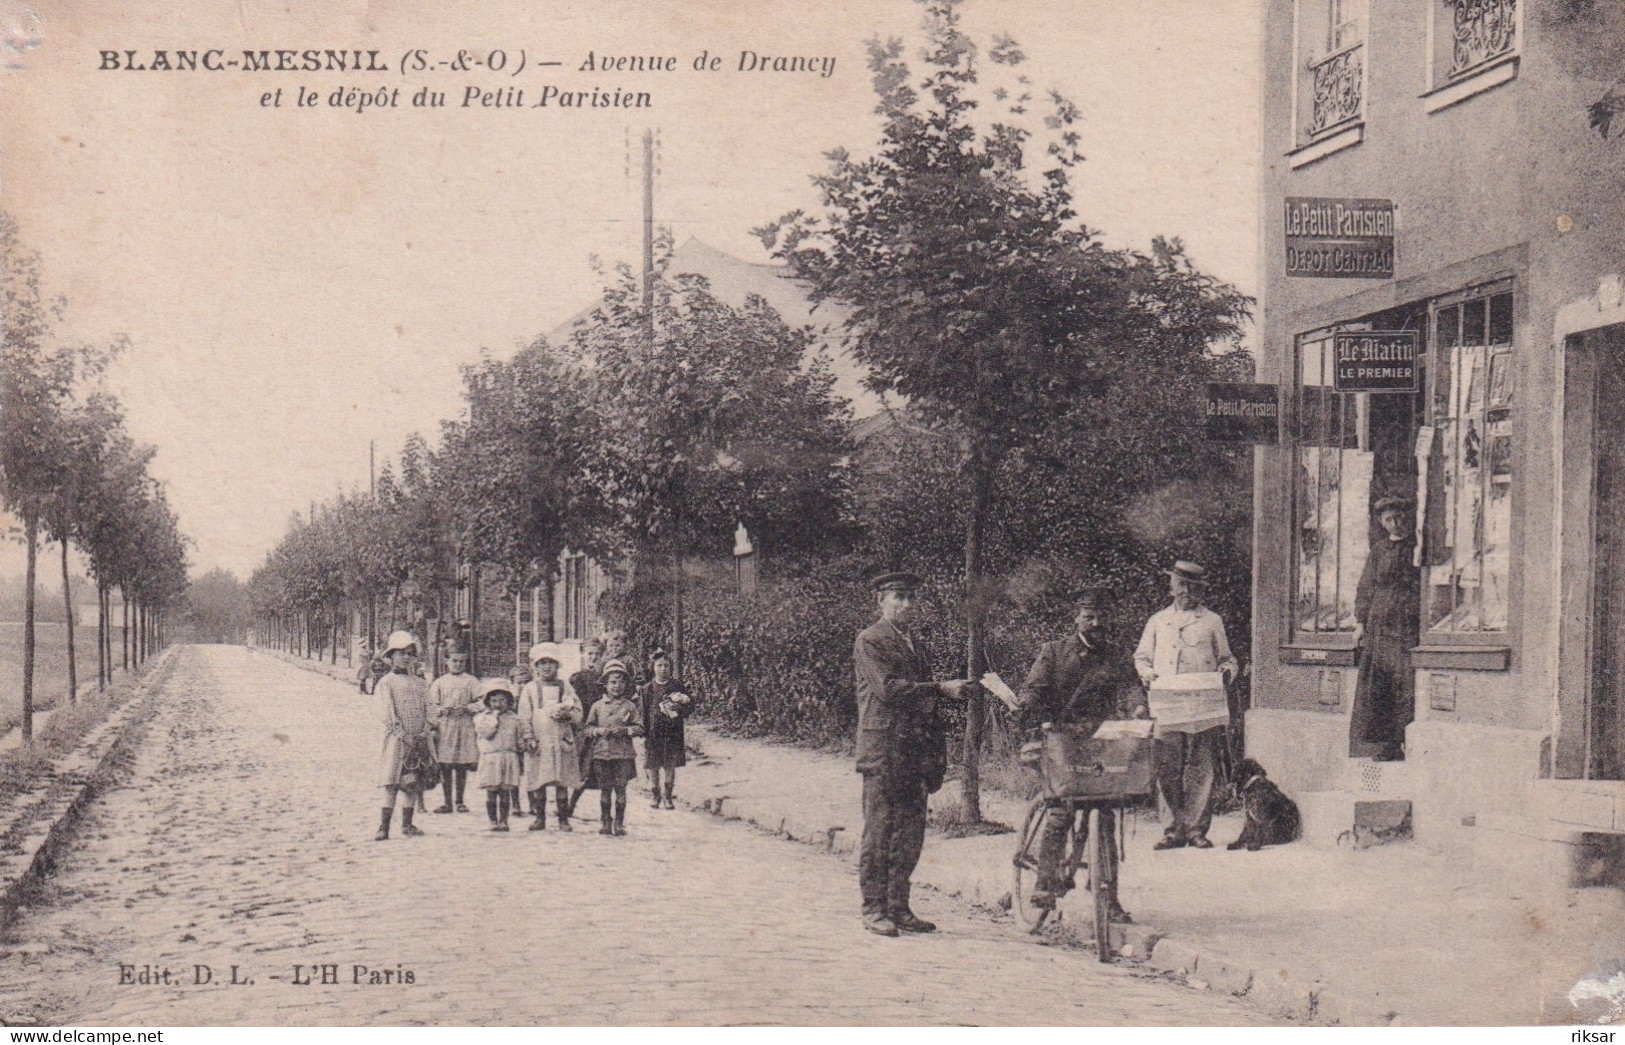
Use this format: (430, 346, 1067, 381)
(1470, 813, 1625, 894)
(1296, 791, 1413, 849)
(1527, 779, 1625, 833)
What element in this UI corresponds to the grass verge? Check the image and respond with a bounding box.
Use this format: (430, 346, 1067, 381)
(0, 660, 151, 806)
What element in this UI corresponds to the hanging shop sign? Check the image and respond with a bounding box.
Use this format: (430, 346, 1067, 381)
(1206, 383, 1280, 444)
(1333, 330, 1418, 392)
(1284, 197, 1395, 279)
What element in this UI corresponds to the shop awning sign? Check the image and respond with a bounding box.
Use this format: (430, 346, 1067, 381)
(1284, 197, 1395, 279)
(1206, 383, 1279, 444)
(1333, 331, 1418, 392)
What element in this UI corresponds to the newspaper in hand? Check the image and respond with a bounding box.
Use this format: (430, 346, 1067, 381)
(1091, 719, 1155, 740)
(979, 672, 1021, 713)
(1147, 671, 1229, 734)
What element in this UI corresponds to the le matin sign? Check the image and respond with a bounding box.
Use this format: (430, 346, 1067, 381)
(1206, 383, 1279, 444)
(1333, 331, 1418, 393)
(1284, 197, 1395, 279)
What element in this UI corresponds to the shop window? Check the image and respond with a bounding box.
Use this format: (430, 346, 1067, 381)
(1423, 288, 1513, 634)
(1290, 0, 1366, 165)
(1291, 322, 1422, 639)
(1293, 334, 1366, 635)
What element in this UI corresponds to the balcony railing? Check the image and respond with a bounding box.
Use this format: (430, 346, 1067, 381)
(1308, 42, 1363, 138)
(1447, 0, 1517, 80)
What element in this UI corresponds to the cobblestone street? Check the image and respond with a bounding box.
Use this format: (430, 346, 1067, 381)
(0, 647, 1264, 1026)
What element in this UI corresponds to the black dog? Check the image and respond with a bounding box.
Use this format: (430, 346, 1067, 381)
(1228, 758, 1300, 851)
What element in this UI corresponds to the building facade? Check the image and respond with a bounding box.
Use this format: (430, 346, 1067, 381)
(1252, 0, 1625, 879)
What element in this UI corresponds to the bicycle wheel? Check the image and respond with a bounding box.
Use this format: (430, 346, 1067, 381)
(1011, 797, 1053, 933)
(1087, 807, 1115, 962)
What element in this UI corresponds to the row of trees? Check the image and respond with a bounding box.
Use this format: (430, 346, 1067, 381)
(247, 256, 855, 674)
(0, 211, 189, 742)
(251, 0, 1255, 823)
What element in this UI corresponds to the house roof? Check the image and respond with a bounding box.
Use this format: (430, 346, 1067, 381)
(542, 237, 880, 416)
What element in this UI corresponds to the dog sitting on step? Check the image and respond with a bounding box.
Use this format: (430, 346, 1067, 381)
(1227, 757, 1300, 851)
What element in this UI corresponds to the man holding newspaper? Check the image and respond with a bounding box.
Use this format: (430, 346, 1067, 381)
(1134, 561, 1238, 851)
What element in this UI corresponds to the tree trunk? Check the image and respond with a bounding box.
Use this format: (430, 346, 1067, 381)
(543, 571, 555, 642)
(959, 444, 996, 825)
(673, 545, 685, 680)
(60, 538, 77, 705)
(120, 588, 129, 670)
(21, 514, 38, 744)
(102, 584, 111, 687)
(470, 564, 481, 677)
(96, 582, 106, 690)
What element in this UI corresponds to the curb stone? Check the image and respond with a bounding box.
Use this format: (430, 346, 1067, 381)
(676, 734, 1402, 1026)
(0, 646, 176, 931)
(254, 669, 1389, 1025)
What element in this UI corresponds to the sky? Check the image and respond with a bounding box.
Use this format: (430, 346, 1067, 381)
(0, 0, 1262, 580)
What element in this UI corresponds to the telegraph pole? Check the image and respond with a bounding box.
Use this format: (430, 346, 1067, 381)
(641, 129, 683, 677)
(367, 440, 377, 658)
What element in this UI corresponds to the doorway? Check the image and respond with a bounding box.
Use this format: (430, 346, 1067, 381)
(1589, 326, 1625, 780)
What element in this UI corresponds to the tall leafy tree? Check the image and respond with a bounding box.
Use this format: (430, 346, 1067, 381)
(758, 0, 1251, 820)
(565, 248, 855, 670)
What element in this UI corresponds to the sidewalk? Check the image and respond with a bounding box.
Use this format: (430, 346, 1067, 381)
(265, 648, 1620, 1025)
(675, 724, 1624, 1026)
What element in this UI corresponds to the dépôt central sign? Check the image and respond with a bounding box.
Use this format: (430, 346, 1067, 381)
(1284, 197, 1395, 279)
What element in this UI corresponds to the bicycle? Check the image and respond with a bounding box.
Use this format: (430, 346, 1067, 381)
(1010, 722, 1156, 961)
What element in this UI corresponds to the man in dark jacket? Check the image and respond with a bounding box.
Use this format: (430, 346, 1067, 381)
(853, 571, 971, 938)
(1018, 588, 1145, 920)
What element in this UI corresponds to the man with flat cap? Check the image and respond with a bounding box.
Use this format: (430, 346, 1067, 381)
(1351, 495, 1420, 761)
(1134, 560, 1237, 850)
(853, 570, 972, 937)
(1017, 587, 1145, 919)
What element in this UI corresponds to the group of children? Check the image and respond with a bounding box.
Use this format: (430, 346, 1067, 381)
(373, 631, 695, 840)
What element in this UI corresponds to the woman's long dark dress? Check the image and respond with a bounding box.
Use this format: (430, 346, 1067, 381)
(1351, 534, 1420, 757)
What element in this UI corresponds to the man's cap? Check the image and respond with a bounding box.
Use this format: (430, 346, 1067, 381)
(1374, 495, 1415, 513)
(1071, 585, 1111, 608)
(528, 641, 564, 665)
(383, 630, 419, 655)
(1164, 561, 1210, 585)
(870, 570, 924, 593)
(599, 658, 632, 680)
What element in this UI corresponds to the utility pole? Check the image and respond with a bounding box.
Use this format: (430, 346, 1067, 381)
(641, 128, 683, 678)
(367, 439, 377, 657)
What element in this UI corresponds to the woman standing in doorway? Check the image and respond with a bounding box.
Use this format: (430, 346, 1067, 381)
(1352, 495, 1421, 761)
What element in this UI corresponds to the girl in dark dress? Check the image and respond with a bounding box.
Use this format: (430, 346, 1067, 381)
(638, 649, 694, 809)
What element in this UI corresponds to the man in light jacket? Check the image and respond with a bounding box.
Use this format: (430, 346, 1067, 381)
(1134, 561, 1238, 850)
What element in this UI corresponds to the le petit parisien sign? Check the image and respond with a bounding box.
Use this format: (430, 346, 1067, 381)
(1205, 383, 1280, 444)
(1284, 197, 1395, 279)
